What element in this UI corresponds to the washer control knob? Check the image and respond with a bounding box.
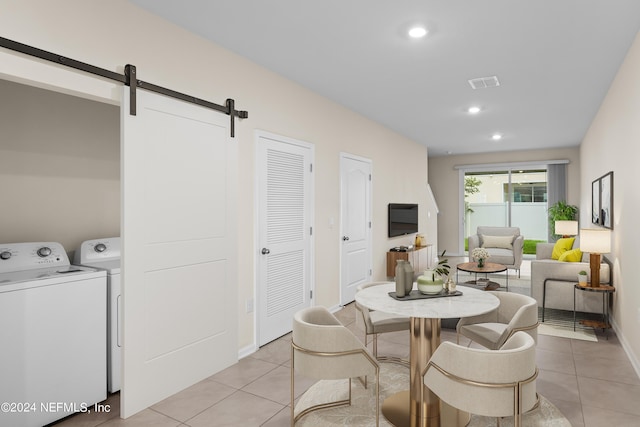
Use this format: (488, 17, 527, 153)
(0, 251, 11, 260)
(37, 247, 52, 258)
(94, 243, 107, 253)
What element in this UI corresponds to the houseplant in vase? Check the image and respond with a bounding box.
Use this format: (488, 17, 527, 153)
(578, 270, 588, 285)
(471, 247, 490, 268)
(417, 251, 450, 294)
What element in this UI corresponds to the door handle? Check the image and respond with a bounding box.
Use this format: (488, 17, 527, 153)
(261, 248, 270, 255)
(342, 236, 350, 241)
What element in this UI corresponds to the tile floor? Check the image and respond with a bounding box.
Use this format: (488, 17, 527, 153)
(54, 262, 639, 427)
(54, 304, 640, 427)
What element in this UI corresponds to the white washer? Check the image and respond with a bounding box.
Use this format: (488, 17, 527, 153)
(0, 242, 106, 427)
(75, 237, 121, 393)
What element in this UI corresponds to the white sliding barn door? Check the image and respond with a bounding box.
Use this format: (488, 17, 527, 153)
(121, 89, 237, 417)
(256, 132, 314, 346)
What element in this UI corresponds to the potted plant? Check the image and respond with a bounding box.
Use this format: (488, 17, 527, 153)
(548, 201, 578, 239)
(433, 250, 450, 278)
(578, 270, 588, 285)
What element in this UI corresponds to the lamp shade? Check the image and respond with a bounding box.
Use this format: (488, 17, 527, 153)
(555, 220, 578, 236)
(579, 229, 611, 254)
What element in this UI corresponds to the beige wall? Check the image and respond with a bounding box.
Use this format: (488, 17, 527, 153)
(0, 1, 432, 353)
(428, 147, 581, 254)
(580, 32, 640, 374)
(0, 80, 120, 254)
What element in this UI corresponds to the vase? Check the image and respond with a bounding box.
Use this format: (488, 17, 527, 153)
(446, 277, 457, 294)
(477, 258, 485, 268)
(417, 269, 444, 294)
(403, 261, 414, 293)
(395, 260, 407, 297)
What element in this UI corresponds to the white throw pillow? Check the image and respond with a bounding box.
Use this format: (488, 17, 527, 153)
(481, 234, 514, 249)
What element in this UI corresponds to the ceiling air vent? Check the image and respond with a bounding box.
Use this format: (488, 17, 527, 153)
(468, 76, 500, 90)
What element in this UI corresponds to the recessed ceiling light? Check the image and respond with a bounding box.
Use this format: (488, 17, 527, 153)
(408, 26, 428, 38)
(491, 133, 503, 141)
(467, 106, 481, 114)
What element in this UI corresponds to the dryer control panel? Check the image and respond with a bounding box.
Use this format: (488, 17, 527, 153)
(0, 242, 70, 273)
(74, 237, 121, 264)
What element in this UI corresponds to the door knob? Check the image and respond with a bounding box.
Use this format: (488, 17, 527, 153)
(342, 236, 350, 241)
(261, 248, 270, 255)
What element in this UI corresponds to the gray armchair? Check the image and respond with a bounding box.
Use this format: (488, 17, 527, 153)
(468, 226, 524, 277)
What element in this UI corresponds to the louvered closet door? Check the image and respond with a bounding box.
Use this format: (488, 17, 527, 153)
(256, 132, 314, 346)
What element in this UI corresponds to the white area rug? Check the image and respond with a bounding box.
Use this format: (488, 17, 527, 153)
(538, 323, 597, 342)
(296, 363, 571, 427)
(538, 307, 599, 342)
(458, 271, 599, 343)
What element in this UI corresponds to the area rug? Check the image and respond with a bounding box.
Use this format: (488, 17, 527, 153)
(538, 308, 598, 342)
(295, 363, 571, 427)
(456, 273, 599, 343)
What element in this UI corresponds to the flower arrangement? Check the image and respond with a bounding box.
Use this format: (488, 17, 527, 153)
(471, 247, 490, 261)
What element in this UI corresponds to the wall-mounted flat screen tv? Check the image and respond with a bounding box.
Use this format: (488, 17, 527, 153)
(388, 203, 419, 237)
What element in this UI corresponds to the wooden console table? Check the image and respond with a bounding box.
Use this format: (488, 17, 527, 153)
(386, 245, 432, 277)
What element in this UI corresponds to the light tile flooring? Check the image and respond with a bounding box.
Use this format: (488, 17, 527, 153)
(54, 298, 640, 427)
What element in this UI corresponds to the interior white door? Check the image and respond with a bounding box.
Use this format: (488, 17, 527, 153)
(256, 132, 314, 346)
(340, 154, 372, 305)
(121, 89, 237, 417)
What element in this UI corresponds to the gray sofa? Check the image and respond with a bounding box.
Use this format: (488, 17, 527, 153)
(468, 226, 524, 277)
(531, 242, 611, 313)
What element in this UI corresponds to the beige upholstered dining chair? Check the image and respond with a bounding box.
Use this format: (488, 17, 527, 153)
(291, 306, 380, 426)
(424, 331, 538, 427)
(355, 281, 410, 365)
(457, 291, 538, 350)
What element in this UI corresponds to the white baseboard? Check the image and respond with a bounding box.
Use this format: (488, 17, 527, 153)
(238, 343, 257, 360)
(610, 315, 640, 380)
(328, 304, 343, 314)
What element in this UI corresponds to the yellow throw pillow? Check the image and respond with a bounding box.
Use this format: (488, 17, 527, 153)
(481, 235, 514, 249)
(551, 237, 575, 260)
(558, 248, 582, 262)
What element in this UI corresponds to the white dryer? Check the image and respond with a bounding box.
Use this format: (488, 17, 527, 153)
(0, 242, 106, 427)
(75, 237, 121, 393)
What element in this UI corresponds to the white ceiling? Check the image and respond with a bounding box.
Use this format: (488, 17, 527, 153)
(130, 0, 640, 157)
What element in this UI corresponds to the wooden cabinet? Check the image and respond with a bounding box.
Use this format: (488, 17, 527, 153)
(386, 245, 432, 277)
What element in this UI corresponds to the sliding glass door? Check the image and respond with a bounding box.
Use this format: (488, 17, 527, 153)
(463, 167, 547, 252)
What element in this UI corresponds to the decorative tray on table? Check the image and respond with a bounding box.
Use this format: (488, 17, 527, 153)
(388, 289, 463, 301)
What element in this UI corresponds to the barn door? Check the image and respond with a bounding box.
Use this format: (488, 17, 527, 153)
(121, 88, 237, 417)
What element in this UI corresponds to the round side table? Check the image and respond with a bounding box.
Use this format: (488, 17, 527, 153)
(573, 283, 615, 336)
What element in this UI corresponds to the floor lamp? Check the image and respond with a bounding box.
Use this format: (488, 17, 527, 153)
(579, 229, 611, 287)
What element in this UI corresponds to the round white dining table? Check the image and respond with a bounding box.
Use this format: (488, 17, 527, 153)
(355, 282, 500, 427)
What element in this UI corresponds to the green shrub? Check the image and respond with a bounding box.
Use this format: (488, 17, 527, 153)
(523, 240, 544, 255)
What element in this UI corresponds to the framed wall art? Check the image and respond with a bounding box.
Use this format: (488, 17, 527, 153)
(591, 178, 600, 225)
(592, 171, 614, 229)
